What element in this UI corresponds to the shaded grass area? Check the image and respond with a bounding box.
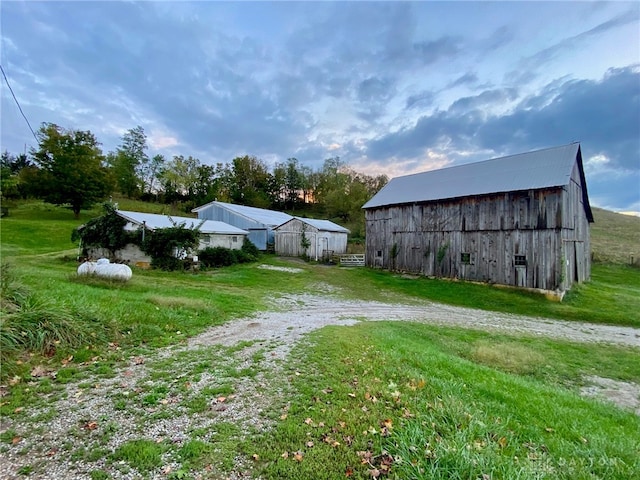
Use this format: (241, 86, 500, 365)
(252, 323, 640, 479)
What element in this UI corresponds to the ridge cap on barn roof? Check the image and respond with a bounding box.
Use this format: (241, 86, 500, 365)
(276, 216, 350, 233)
(362, 143, 587, 210)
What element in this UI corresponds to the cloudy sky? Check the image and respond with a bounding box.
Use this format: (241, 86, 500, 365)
(2, 1, 639, 213)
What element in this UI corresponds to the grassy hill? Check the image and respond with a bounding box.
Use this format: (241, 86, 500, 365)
(591, 207, 640, 265)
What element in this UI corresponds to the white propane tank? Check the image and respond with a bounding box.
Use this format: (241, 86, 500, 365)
(78, 259, 132, 281)
(77, 261, 97, 275)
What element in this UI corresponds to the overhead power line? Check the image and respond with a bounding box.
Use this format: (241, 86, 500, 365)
(1, 63, 38, 143)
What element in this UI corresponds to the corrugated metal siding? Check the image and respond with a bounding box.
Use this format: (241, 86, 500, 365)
(194, 202, 295, 250)
(363, 143, 581, 209)
(193, 201, 292, 227)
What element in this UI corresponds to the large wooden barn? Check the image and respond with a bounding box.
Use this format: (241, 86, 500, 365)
(362, 143, 593, 294)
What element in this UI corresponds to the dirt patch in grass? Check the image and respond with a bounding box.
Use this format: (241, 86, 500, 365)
(581, 376, 640, 415)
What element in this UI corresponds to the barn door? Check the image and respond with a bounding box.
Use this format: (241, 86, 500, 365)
(575, 242, 584, 283)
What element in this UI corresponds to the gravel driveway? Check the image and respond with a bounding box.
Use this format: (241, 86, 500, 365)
(2, 288, 639, 480)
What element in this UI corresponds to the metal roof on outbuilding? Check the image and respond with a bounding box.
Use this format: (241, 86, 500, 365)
(192, 201, 292, 228)
(277, 217, 350, 233)
(363, 143, 586, 210)
(116, 210, 248, 235)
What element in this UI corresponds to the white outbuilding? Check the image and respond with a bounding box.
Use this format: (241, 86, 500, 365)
(274, 217, 350, 260)
(85, 210, 248, 264)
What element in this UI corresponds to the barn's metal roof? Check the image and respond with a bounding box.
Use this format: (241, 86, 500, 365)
(116, 210, 248, 235)
(363, 143, 585, 209)
(192, 201, 292, 228)
(277, 217, 350, 233)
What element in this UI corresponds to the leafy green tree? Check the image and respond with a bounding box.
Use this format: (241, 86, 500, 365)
(192, 163, 220, 206)
(1, 151, 36, 200)
(228, 155, 271, 207)
(158, 155, 201, 204)
(110, 126, 148, 198)
(31, 123, 111, 218)
(140, 153, 165, 198)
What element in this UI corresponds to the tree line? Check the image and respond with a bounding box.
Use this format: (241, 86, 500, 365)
(1, 124, 388, 236)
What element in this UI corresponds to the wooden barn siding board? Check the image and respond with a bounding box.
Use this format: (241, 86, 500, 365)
(365, 188, 577, 290)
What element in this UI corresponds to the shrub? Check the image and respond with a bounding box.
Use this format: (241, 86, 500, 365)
(198, 247, 237, 268)
(140, 224, 201, 271)
(234, 250, 256, 264)
(241, 238, 260, 258)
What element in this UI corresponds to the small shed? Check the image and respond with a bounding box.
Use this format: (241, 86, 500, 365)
(362, 143, 593, 294)
(274, 217, 350, 260)
(192, 201, 292, 250)
(86, 210, 248, 263)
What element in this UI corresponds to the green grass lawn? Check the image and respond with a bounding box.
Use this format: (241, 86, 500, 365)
(1, 200, 639, 479)
(252, 323, 640, 480)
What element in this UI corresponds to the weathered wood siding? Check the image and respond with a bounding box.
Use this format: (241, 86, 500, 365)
(365, 184, 591, 292)
(559, 162, 592, 290)
(275, 219, 348, 258)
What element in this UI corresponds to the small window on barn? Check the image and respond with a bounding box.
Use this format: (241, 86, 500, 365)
(202, 234, 211, 244)
(461, 253, 471, 264)
(376, 250, 383, 257)
(232, 236, 238, 243)
(515, 255, 527, 266)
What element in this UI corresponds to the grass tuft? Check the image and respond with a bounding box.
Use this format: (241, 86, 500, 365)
(471, 341, 546, 375)
(112, 439, 166, 471)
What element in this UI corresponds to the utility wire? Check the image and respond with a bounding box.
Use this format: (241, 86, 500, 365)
(1, 63, 38, 143)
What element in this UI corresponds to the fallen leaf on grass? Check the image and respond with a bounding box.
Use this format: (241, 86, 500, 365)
(12, 437, 21, 445)
(498, 437, 507, 448)
(30, 366, 48, 378)
(61, 356, 73, 366)
(84, 421, 98, 430)
(345, 466, 354, 477)
(293, 451, 304, 462)
(252, 453, 260, 461)
(281, 451, 289, 459)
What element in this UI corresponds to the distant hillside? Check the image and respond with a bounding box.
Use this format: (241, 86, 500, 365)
(591, 207, 640, 265)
